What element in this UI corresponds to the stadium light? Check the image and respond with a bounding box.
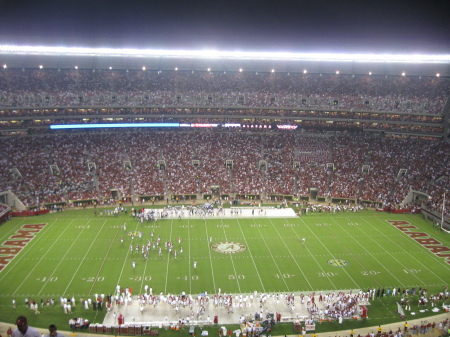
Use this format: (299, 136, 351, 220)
(336, 70, 339, 74)
(436, 73, 440, 77)
(207, 68, 211, 72)
(402, 72, 406, 76)
(369, 72, 372, 75)
(239, 68, 243, 72)
(174, 67, 178, 71)
(109, 66, 112, 70)
(303, 69, 307, 74)
(1, 45, 450, 63)
(2, 64, 6, 69)
(142, 66, 146, 71)
(39, 65, 43, 69)
(271, 69, 275, 73)
(75, 66, 78, 69)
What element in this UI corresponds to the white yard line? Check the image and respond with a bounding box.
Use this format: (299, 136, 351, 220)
(219, 218, 241, 293)
(38, 219, 83, 295)
(12, 219, 74, 295)
(88, 222, 122, 296)
(252, 218, 290, 291)
(139, 246, 151, 294)
(0, 217, 26, 246)
(203, 218, 217, 293)
(299, 217, 361, 289)
(187, 219, 191, 294)
(332, 216, 407, 287)
(62, 219, 106, 295)
(163, 218, 174, 294)
(268, 217, 316, 290)
(115, 221, 139, 291)
(236, 219, 266, 292)
(0, 218, 49, 281)
(361, 216, 450, 283)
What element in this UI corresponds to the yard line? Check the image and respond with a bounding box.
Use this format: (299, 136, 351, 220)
(139, 238, 153, 294)
(38, 219, 84, 295)
(236, 219, 266, 292)
(0, 218, 49, 281)
(219, 218, 241, 293)
(0, 217, 26, 245)
(163, 218, 174, 294)
(115, 220, 139, 291)
(299, 217, 361, 289)
(62, 219, 106, 295)
(88, 221, 122, 296)
(12, 219, 75, 295)
(188, 218, 192, 294)
(270, 217, 322, 290)
(330, 217, 406, 287)
(252, 219, 290, 292)
(402, 214, 450, 272)
(361, 216, 450, 283)
(203, 218, 217, 293)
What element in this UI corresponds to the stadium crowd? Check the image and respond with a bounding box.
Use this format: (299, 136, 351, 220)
(0, 70, 448, 114)
(0, 131, 448, 218)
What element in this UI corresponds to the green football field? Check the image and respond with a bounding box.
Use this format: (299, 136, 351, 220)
(0, 207, 449, 328)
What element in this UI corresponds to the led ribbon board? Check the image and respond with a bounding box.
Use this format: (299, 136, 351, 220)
(50, 123, 180, 129)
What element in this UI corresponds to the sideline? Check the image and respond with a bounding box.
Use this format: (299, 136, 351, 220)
(1, 313, 449, 337)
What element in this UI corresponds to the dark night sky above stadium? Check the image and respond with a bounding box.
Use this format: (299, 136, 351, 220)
(0, 0, 449, 53)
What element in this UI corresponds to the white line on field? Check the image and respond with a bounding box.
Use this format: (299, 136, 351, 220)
(220, 218, 241, 293)
(300, 217, 361, 289)
(252, 218, 290, 292)
(333, 216, 406, 287)
(163, 218, 174, 294)
(12, 219, 74, 295)
(269, 217, 316, 290)
(0, 219, 53, 281)
(361, 216, 450, 283)
(38, 219, 85, 295)
(62, 219, 106, 295)
(236, 219, 266, 292)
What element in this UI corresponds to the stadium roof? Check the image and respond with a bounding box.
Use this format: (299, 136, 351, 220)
(0, 45, 449, 76)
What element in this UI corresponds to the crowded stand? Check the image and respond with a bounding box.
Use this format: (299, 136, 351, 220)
(0, 70, 448, 114)
(0, 131, 449, 219)
(0, 66, 449, 219)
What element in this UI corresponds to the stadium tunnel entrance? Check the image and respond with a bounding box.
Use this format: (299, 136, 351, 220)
(310, 187, 318, 201)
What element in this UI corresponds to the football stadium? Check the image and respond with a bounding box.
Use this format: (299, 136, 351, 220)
(0, 47, 449, 337)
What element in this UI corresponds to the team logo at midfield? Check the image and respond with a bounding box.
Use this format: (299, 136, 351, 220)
(127, 231, 143, 237)
(211, 242, 247, 254)
(328, 259, 349, 267)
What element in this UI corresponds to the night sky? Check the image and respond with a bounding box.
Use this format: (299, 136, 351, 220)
(0, 0, 449, 53)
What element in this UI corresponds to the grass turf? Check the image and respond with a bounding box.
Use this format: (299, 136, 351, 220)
(0, 207, 449, 333)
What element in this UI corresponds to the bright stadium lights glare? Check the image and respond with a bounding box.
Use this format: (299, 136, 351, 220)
(271, 69, 275, 73)
(303, 69, 307, 74)
(0, 45, 450, 63)
(239, 68, 243, 72)
(142, 66, 146, 71)
(207, 68, 211, 72)
(369, 72, 372, 75)
(402, 72, 406, 76)
(109, 66, 112, 70)
(174, 67, 178, 71)
(39, 65, 43, 69)
(336, 70, 339, 74)
(75, 66, 78, 69)
(2, 64, 6, 69)
(436, 73, 440, 77)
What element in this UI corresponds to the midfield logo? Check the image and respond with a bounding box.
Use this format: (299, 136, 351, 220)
(328, 259, 349, 267)
(127, 231, 143, 237)
(211, 242, 247, 254)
